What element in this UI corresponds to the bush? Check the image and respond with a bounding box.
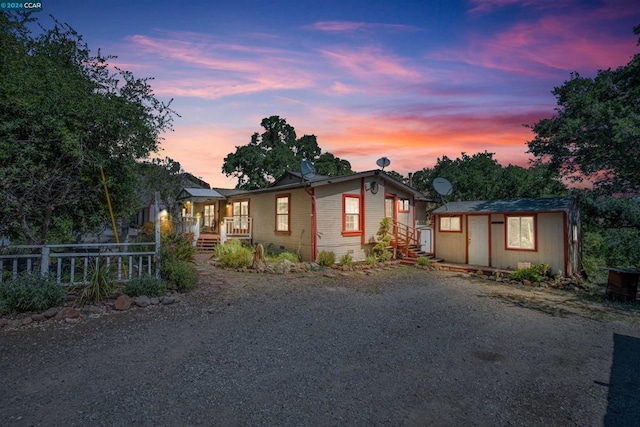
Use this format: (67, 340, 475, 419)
(339, 253, 353, 267)
(277, 252, 300, 263)
(416, 256, 431, 266)
(372, 218, 393, 262)
(214, 239, 253, 268)
(0, 274, 66, 314)
(366, 255, 377, 265)
(74, 261, 116, 305)
(162, 258, 198, 292)
(510, 263, 552, 283)
(124, 275, 167, 297)
(162, 231, 196, 263)
(317, 251, 335, 266)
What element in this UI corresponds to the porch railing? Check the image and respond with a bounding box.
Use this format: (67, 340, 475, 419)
(390, 219, 421, 258)
(174, 217, 201, 245)
(220, 217, 252, 244)
(0, 242, 157, 286)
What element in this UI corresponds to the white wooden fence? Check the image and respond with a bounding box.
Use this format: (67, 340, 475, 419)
(0, 242, 158, 286)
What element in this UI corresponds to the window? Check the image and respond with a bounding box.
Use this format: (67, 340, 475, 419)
(507, 216, 535, 250)
(398, 198, 410, 212)
(275, 194, 290, 234)
(203, 204, 215, 227)
(384, 197, 395, 219)
(232, 200, 249, 231)
(343, 195, 361, 235)
(439, 216, 461, 232)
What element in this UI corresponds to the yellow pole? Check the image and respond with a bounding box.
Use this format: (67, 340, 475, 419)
(100, 166, 120, 245)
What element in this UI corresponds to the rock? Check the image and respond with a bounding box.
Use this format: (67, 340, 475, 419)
(150, 297, 160, 305)
(31, 313, 44, 321)
(65, 317, 79, 324)
(8, 319, 22, 328)
(42, 307, 59, 319)
(59, 307, 80, 320)
(0, 318, 8, 327)
(22, 316, 34, 325)
(134, 295, 151, 307)
(113, 295, 133, 311)
(161, 296, 176, 305)
(523, 280, 532, 287)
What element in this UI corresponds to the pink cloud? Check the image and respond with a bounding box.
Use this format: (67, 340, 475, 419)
(319, 46, 423, 81)
(468, 0, 572, 14)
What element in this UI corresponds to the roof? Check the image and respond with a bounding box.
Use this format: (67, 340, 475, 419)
(432, 197, 574, 214)
(222, 170, 428, 199)
(177, 188, 225, 201)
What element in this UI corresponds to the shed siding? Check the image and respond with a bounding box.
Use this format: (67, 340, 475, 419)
(434, 216, 466, 263)
(229, 188, 312, 260)
(491, 212, 565, 274)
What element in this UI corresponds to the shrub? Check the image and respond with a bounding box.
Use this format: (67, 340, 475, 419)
(162, 231, 196, 263)
(214, 239, 253, 268)
(366, 255, 377, 265)
(74, 261, 116, 305)
(509, 263, 552, 283)
(317, 250, 335, 266)
(0, 274, 66, 314)
(124, 275, 167, 297)
(372, 218, 393, 262)
(162, 258, 198, 292)
(277, 252, 300, 263)
(339, 253, 353, 267)
(416, 256, 431, 266)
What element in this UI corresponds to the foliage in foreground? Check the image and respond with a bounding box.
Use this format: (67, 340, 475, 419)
(416, 256, 431, 267)
(73, 261, 116, 305)
(161, 258, 198, 292)
(0, 274, 66, 314)
(510, 263, 553, 283)
(339, 253, 353, 267)
(372, 218, 393, 262)
(124, 275, 167, 297)
(317, 250, 336, 266)
(214, 239, 253, 268)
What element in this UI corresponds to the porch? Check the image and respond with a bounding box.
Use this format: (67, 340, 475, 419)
(174, 217, 253, 252)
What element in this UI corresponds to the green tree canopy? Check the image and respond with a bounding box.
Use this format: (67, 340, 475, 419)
(412, 152, 567, 200)
(527, 25, 640, 194)
(0, 12, 176, 243)
(222, 116, 352, 189)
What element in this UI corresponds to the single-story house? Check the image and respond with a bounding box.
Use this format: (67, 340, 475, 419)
(432, 197, 581, 276)
(177, 170, 432, 262)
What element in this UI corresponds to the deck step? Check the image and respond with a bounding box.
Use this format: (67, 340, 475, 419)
(196, 237, 219, 253)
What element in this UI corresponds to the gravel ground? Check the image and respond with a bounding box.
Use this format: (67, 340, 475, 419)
(1, 265, 639, 426)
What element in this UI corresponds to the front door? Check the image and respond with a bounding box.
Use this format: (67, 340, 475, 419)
(468, 215, 489, 266)
(384, 196, 396, 221)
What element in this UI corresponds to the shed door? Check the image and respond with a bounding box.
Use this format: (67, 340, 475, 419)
(468, 215, 489, 266)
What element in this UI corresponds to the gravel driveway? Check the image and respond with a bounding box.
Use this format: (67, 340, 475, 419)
(1, 266, 638, 426)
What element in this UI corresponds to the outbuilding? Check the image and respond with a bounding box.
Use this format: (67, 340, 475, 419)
(432, 197, 581, 276)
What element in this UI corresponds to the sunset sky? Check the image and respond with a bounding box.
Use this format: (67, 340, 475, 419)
(42, 0, 639, 188)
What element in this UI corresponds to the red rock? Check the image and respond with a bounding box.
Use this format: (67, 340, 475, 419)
(22, 316, 34, 325)
(59, 307, 80, 320)
(113, 295, 133, 311)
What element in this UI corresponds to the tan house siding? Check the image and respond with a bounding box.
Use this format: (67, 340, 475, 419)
(315, 179, 367, 261)
(228, 189, 313, 260)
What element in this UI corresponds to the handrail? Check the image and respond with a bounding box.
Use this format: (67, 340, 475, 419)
(389, 219, 420, 258)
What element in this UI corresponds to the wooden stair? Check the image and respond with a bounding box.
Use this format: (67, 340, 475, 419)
(391, 239, 442, 266)
(196, 235, 219, 253)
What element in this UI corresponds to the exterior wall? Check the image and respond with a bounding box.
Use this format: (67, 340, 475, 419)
(364, 177, 385, 245)
(433, 215, 466, 263)
(315, 179, 365, 261)
(566, 201, 581, 276)
(228, 188, 313, 260)
(491, 212, 565, 275)
(435, 211, 570, 275)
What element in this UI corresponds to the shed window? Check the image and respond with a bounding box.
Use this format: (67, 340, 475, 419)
(507, 216, 535, 250)
(343, 195, 361, 235)
(439, 216, 461, 232)
(275, 194, 290, 234)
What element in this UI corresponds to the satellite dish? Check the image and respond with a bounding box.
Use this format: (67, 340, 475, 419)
(376, 157, 391, 171)
(433, 177, 453, 196)
(301, 160, 316, 181)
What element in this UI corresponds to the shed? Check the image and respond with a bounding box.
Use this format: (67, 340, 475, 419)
(432, 197, 581, 276)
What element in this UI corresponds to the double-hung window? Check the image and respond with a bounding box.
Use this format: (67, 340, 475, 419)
(275, 194, 290, 234)
(439, 216, 461, 232)
(343, 195, 361, 235)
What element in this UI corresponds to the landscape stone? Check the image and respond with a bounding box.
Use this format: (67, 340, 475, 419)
(22, 316, 34, 325)
(43, 307, 59, 318)
(31, 313, 44, 321)
(8, 319, 22, 328)
(161, 296, 176, 305)
(134, 295, 151, 307)
(65, 317, 79, 324)
(113, 295, 133, 311)
(59, 307, 80, 320)
(150, 297, 160, 305)
(0, 318, 8, 327)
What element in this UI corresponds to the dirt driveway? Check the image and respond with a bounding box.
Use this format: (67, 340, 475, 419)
(1, 265, 639, 426)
